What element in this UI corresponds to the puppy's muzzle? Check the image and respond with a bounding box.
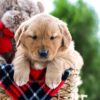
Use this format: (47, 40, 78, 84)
(38, 49, 48, 58)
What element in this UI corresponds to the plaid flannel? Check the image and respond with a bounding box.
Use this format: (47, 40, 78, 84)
(0, 21, 15, 63)
(0, 64, 72, 100)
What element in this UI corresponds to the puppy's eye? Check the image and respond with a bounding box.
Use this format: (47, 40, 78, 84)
(32, 35, 37, 40)
(50, 36, 55, 40)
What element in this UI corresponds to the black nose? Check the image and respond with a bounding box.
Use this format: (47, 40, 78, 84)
(38, 49, 48, 58)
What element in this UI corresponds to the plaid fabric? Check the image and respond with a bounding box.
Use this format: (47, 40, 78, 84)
(0, 21, 14, 54)
(0, 64, 72, 100)
(0, 21, 15, 63)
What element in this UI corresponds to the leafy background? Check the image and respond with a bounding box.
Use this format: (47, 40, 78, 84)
(51, 0, 100, 100)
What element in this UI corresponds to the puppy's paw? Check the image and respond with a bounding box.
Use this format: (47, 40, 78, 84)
(14, 69, 30, 86)
(45, 73, 61, 89)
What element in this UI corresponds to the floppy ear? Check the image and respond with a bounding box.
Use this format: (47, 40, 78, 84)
(15, 23, 28, 47)
(58, 21, 72, 50)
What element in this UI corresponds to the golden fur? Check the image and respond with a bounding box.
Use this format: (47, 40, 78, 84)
(13, 14, 83, 89)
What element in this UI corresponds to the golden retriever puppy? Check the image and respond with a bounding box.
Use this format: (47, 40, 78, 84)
(13, 14, 83, 89)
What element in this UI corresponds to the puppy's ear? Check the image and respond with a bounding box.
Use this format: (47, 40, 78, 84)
(15, 23, 28, 47)
(58, 21, 72, 50)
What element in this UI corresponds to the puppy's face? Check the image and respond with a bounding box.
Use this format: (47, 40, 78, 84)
(15, 14, 72, 62)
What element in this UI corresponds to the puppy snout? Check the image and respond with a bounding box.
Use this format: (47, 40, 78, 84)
(38, 49, 48, 58)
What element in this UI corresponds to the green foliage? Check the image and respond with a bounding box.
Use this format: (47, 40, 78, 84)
(51, 0, 100, 100)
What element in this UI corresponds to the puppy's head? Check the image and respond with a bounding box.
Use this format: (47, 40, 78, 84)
(15, 14, 72, 62)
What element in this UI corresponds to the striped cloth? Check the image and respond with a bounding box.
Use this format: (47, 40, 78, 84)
(0, 64, 72, 100)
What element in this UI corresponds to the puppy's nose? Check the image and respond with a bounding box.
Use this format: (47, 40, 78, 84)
(38, 49, 48, 58)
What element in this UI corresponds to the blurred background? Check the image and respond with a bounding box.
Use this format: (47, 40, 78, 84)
(42, 0, 100, 100)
